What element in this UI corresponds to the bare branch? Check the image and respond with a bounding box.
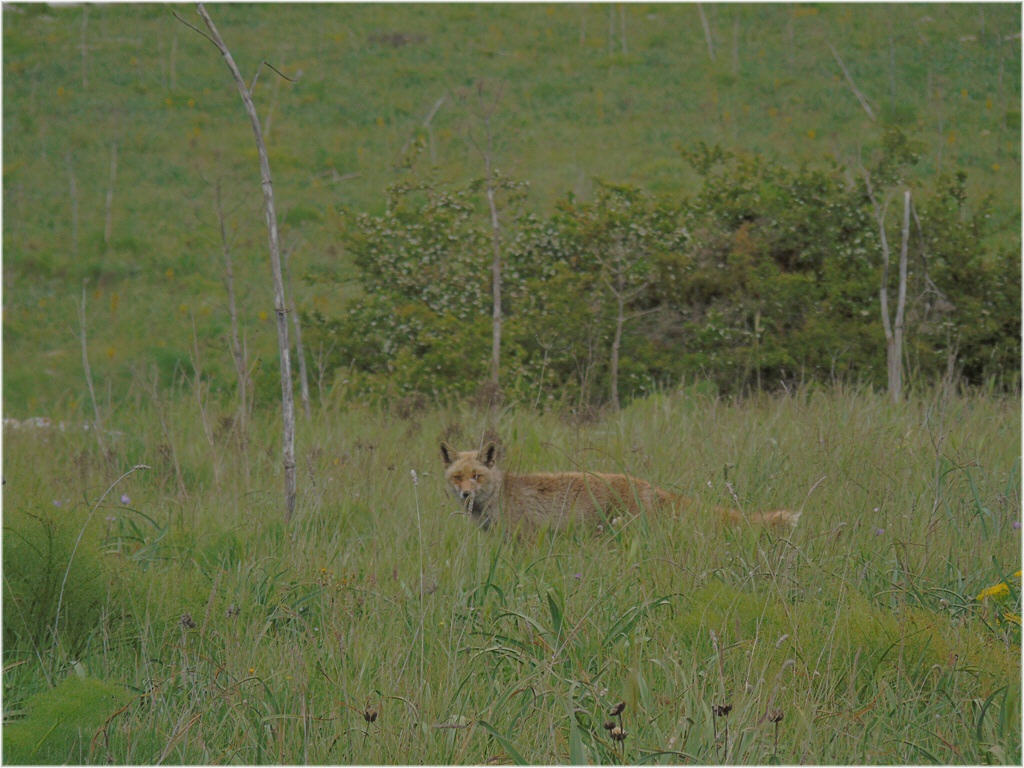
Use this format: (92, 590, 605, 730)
(827, 41, 876, 121)
(194, 2, 297, 520)
(172, 10, 217, 47)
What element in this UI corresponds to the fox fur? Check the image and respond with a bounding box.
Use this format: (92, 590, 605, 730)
(440, 441, 800, 532)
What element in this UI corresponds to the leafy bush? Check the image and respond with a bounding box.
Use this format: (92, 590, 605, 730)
(307, 131, 1020, 407)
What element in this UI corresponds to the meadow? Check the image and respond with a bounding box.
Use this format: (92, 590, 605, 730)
(2, 3, 1021, 764)
(2, 3, 1020, 411)
(3, 384, 1020, 763)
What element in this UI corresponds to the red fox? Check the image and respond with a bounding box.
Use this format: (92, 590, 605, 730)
(440, 441, 800, 532)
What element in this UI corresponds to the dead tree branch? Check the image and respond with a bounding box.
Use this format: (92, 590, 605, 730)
(827, 41, 876, 121)
(192, 3, 297, 520)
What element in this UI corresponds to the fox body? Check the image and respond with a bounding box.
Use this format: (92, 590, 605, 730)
(440, 441, 800, 532)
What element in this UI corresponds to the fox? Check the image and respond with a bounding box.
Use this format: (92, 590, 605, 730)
(440, 441, 800, 532)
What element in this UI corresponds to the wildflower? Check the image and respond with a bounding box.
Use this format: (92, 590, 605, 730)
(1012, 521, 1021, 530)
(120, 493, 130, 505)
(977, 582, 1010, 601)
(873, 527, 885, 536)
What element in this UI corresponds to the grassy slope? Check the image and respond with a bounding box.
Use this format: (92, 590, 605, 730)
(2, 386, 1020, 763)
(2, 3, 1021, 413)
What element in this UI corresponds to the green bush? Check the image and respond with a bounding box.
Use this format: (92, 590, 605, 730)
(306, 131, 1020, 407)
(3, 675, 133, 765)
(3, 507, 108, 661)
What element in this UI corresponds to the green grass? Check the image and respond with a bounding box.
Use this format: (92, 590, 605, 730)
(3, 384, 1020, 763)
(2, 3, 1020, 413)
(2, 5, 1020, 761)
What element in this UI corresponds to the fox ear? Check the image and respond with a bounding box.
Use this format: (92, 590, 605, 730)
(480, 442, 498, 468)
(440, 441, 456, 466)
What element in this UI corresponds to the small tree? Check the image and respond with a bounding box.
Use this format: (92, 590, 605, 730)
(860, 128, 921, 403)
(558, 183, 682, 408)
(188, 4, 297, 520)
(865, 184, 911, 403)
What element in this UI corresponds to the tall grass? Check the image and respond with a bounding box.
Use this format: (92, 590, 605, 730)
(3, 384, 1020, 764)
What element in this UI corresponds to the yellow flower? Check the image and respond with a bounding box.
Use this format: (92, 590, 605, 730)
(1003, 612, 1021, 626)
(977, 582, 1010, 601)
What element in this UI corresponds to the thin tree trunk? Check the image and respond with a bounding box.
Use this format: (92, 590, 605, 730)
(195, 3, 296, 521)
(284, 244, 312, 419)
(80, 6, 88, 89)
(66, 152, 79, 260)
(214, 180, 249, 441)
(610, 281, 624, 411)
(871, 182, 911, 404)
(698, 4, 715, 61)
(104, 142, 118, 248)
(170, 30, 178, 91)
(891, 189, 911, 401)
(619, 4, 627, 54)
(78, 283, 107, 456)
(482, 116, 503, 391)
(827, 41, 876, 121)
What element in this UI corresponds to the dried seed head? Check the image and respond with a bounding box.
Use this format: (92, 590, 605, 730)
(603, 720, 616, 731)
(610, 726, 627, 742)
(768, 709, 784, 723)
(364, 708, 378, 723)
(180, 613, 197, 629)
(609, 701, 626, 716)
(713, 704, 732, 717)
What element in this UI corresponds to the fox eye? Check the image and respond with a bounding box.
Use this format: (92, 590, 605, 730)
(473, 473, 482, 480)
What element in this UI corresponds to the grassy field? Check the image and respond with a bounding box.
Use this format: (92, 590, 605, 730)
(3, 384, 1020, 763)
(2, 3, 1020, 413)
(3, 4, 1021, 764)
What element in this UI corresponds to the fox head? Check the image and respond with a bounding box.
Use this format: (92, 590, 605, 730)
(440, 441, 500, 525)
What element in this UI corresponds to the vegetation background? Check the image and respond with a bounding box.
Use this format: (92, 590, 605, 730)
(2, 3, 1020, 765)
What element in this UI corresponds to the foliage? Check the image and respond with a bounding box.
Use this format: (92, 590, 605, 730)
(2, 4, 1020, 415)
(3, 505, 109, 661)
(1, 385, 1019, 763)
(307, 133, 1019, 407)
(3, 675, 134, 765)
